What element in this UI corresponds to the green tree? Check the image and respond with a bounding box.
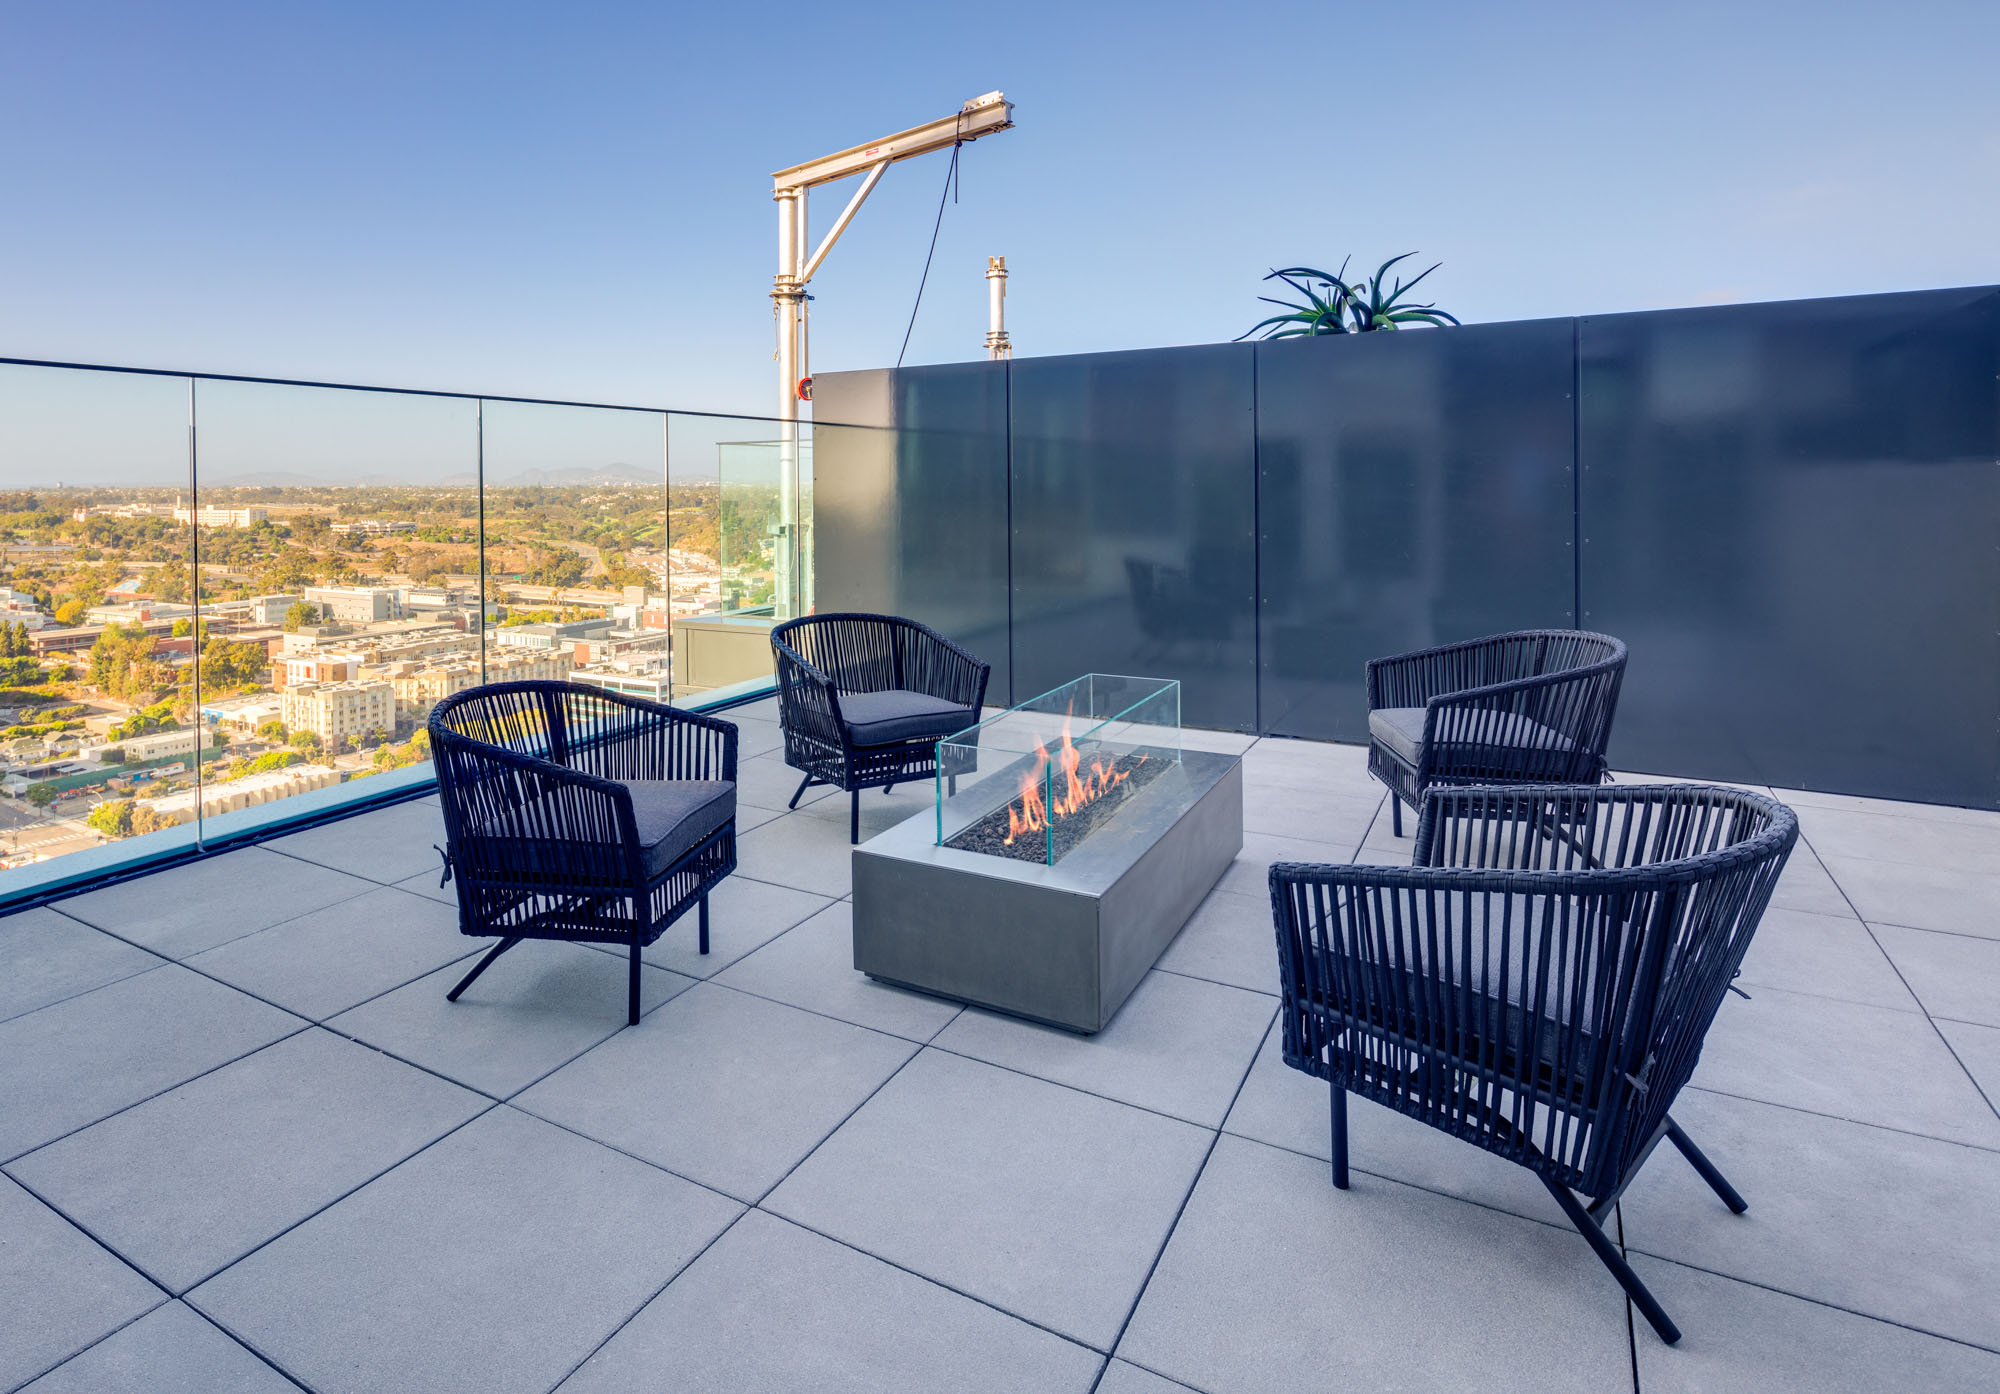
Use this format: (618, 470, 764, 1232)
(53, 599, 85, 626)
(87, 800, 134, 837)
(170, 618, 192, 637)
(25, 782, 58, 808)
(256, 719, 287, 742)
(282, 601, 319, 632)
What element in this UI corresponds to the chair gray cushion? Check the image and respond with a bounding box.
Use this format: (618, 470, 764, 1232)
(626, 779, 736, 878)
(1368, 706, 1575, 767)
(471, 778, 733, 882)
(837, 689, 976, 747)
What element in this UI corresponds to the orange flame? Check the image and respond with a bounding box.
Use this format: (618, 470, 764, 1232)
(1002, 709, 1143, 847)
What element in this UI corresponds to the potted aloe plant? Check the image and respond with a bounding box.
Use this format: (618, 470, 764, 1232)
(1238, 254, 1460, 338)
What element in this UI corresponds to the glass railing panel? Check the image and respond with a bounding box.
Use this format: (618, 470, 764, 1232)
(477, 400, 669, 705)
(0, 364, 201, 890)
(666, 412, 812, 701)
(191, 379, 478, 825)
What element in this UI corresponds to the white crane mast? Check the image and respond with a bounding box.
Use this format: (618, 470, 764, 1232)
(767, 92, 1015, 619)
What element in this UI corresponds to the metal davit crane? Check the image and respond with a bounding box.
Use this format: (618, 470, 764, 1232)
(767, 92, 1015, 618)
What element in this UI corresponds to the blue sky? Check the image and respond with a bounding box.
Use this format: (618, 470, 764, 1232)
(2, 1, 1994, 418)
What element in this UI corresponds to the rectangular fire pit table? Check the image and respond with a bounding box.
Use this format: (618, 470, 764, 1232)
(851, 675, 1242, 1033)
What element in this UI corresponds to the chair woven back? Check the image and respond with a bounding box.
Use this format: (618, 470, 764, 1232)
(1270, 783, 1796, 1199)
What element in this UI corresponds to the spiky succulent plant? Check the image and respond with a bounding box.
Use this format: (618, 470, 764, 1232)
(1238, 254, 1459, 338)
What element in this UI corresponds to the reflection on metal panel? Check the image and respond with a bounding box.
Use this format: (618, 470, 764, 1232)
(1579, 288, 2000, 804)
(1008, 345, 1258, 731)
(813, 362, 1011, 698)
(1256, 321, 1576, 742)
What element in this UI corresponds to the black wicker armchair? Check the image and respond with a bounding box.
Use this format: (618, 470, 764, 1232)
(429, 681, 738, 1025)
(1270, 783, 1797, 1344)
(771, 614, 991, 843)
(1366, 630, 1627, 836)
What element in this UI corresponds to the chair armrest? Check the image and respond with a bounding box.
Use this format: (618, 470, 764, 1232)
(441, 742, 645, 890)
(899, 622, 991, 710)
(557, 687, 739, 784)
(773, 642, 849, 752)
(1415, 668, 1612, 784)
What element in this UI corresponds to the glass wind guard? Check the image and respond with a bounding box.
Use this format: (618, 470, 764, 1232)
(934, 674, 1180, 866)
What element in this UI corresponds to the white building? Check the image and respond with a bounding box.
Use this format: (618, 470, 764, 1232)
(103, 729, 203, 763)
(173, 503, 269, 528)
(281, 680, 397, 741)
(304, 586, 403, 624)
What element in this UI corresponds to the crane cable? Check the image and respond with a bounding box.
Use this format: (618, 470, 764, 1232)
(895, 112, 964, 369)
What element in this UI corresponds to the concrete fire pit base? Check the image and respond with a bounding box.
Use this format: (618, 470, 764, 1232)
(850, 750, 1243, 1033)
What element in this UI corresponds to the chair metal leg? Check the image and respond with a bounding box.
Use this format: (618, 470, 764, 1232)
(948, 774, 957, 796)
(1540, 1175, 1681, 1345)
(698, 894, 710, 955)
(787, 774, 814, 810)
(1666, 1116, 1748, 1213)
(851, 789, 860, 844)
(1391, 798, 1403, 837)
(446, 936, 520, 1001)
(1329, 1084, 1350, 1190)
(628, 936, 642, 1026)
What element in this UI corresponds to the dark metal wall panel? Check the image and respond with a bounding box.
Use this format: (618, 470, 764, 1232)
(1256, 320, 1577, 742)
(813, 362, 1012, 697)
(1579, 288, 2000, 806)
(1007, 345, 1259, 729)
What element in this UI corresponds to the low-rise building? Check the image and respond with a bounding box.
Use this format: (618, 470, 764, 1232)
(123, 763, 341, 825)
(173, 503, 269, 529)
(102, 728, 202, 763)
(281, 680, 397, 742)
(492, 618, 613, 651)
(389, 651, 572, 719)
(84, 601, 193, 627)
(304, 586, 403, 624)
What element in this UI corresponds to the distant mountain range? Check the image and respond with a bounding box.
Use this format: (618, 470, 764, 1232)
(199, 462, 664, 489)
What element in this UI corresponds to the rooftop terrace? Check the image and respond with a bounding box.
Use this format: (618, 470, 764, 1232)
(3, 695, 1996, 1393)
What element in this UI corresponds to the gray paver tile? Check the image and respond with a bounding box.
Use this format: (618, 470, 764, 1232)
(1155, 885, 1279, 995)
(1221, 1028, 1564, 1226)
(1117, 1134, 1631, 1394)
(9, 1029, 487, 1292)
(185, 885, 479, 1021)
(515, 982, 915, 1201)
(1621, 1088, 2000, 1349)
(389, 868, 456, 905)
(1239, 737, 1372, 791)
(264, 798, 450, 885)
(1799, 803, 2000, 876)
(1095, 1360, 1199, 1393)
(793, 778, 936, 842)
(713, 901, 961, 1041)
(57, 846, 378, 958)
(557, 1209, 1099, 1394)
(1694, 985, 2000, 1148)
(933, 970, 1273, 1127)
(1629, 1255, 2000, 1392)
(1773, 786, 2000, 830)
(1216, 829, 1352, 896)
(186, 1107, 741, 1394)
(0, 907, 159, 1023)
(765, 1049, 1211, 1350)
(1766, 844, 1856, 919)
(1241, 779, 1380, 844)
(330, 941, 695, 1097)
(1936, 1018, 2000, 1108)
(736, 805, 863, 897)
(583, 874, 834, 979)
(1734, 907, 1918, 1012)
(0, 965, 300, 1161)
(731, 750, 833, 812)
(18, 1300, 293, 1394)
(0, 1176, 161, 1393)
(1871, 923, 2000, 1028)
(1819, 854, 2000, 938)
